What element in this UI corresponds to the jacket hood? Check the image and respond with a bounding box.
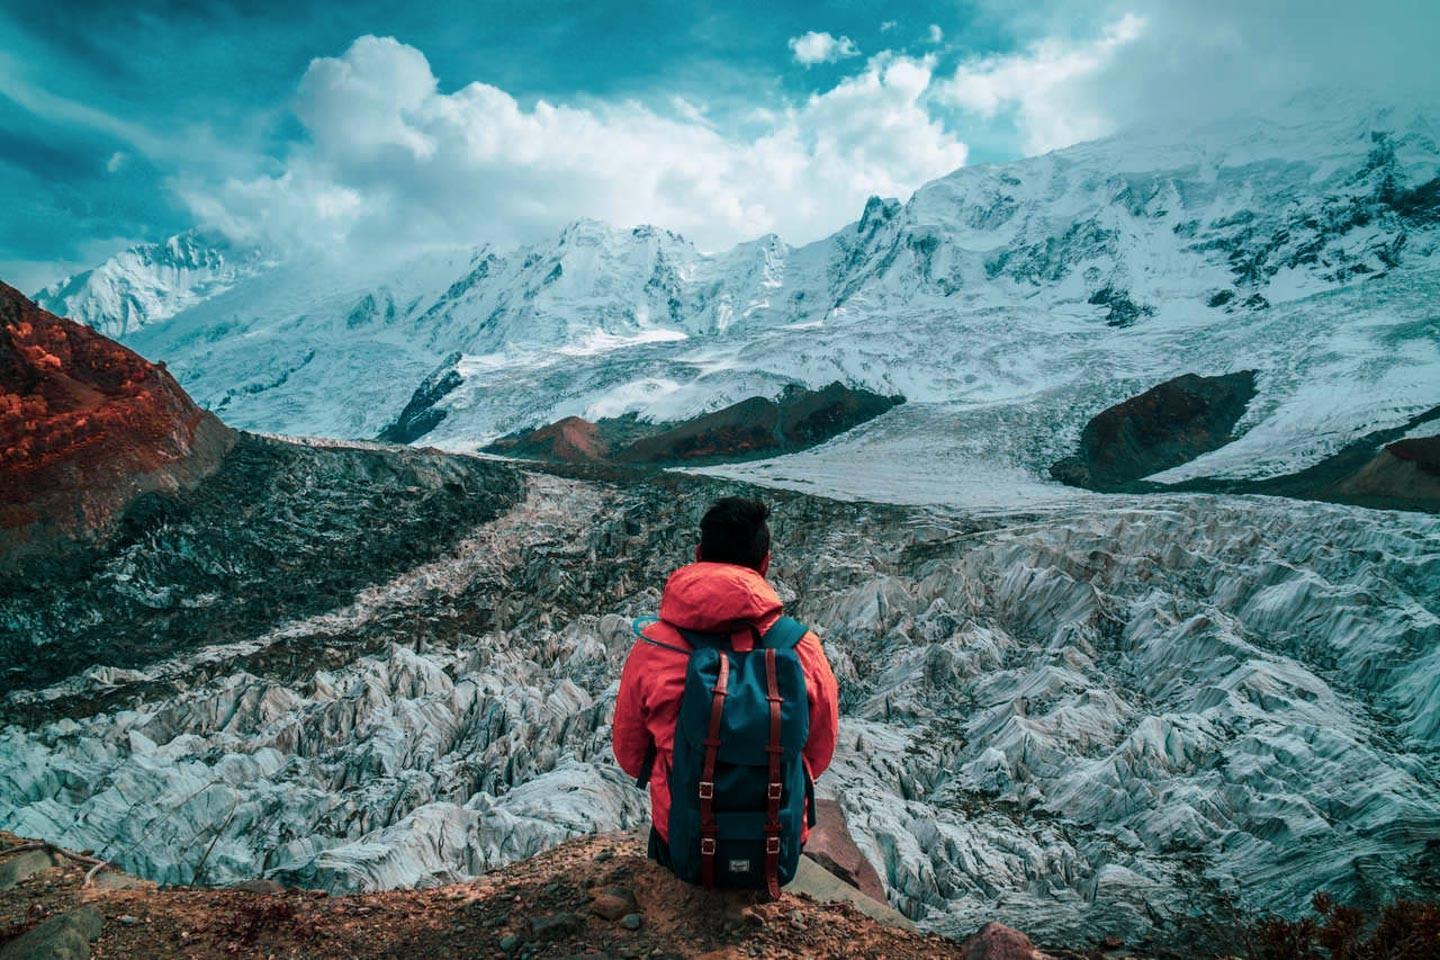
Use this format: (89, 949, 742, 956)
(659, 562, 782, 632)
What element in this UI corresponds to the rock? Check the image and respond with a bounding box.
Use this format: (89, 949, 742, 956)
(530, 912, 582, 936)
(116, 916, 139, 926)
(957, 922, 1051, 960)
(591, 886, 638, 921)
(233, 878, 285, 894)
(801, 800, 888, 904)
(0, 906, 102, 960)
(619, 913, 643, 931)
(788, 856, 915, 933)
(375, 352, 463, 444)
(88, 871, 145, 891)
(0, 850, 57, 890)
(499, 933, 521, 952)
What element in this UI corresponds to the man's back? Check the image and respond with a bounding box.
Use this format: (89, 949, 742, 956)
(611, 560, 840, 853)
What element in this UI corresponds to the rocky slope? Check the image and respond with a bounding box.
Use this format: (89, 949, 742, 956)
(1, 830, 1075, 960)
(483, 383, 903, 466)
(30, 101, 1439, 507)
(0, 284, 234, 565)
(1049, 372, 1440, 512)
(3, 435, 1436, 954)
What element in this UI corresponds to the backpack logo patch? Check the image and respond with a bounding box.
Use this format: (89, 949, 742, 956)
(727, 858, 751, 873)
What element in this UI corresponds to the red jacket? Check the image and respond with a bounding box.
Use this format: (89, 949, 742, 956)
(612, 561, 840, 842)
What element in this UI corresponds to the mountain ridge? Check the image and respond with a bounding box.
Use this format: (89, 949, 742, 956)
(22, 101, 1435, 509)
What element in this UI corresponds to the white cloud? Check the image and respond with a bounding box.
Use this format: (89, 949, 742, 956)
(928, 24, 944, 43)
(879, 20, 897, 33)
(187, 37, 967, 257)
(937, 14, 1145, 154)
(105, 151, 127, 174)
(787, 31, 861, 66)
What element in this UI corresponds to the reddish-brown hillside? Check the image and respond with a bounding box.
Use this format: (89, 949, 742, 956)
(0, 283, 234, 562)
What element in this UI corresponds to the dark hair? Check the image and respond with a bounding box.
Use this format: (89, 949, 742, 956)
(699, 497, 771, 570)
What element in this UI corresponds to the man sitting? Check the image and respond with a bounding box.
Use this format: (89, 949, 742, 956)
(612, 496, 839, 896)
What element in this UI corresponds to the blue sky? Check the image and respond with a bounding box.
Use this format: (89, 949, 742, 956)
(3, 0, 1437, 290)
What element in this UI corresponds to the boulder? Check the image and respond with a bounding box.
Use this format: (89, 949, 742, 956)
(957, 921, 1052, 960)
(0, 906, 102, 960)
(802, 800, 888, 904)
(0, 849, 58, 890)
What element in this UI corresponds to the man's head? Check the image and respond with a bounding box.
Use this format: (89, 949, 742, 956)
(697, 496, 771, 573)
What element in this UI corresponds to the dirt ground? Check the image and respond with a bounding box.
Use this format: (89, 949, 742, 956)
(1, 830, 1025, 959)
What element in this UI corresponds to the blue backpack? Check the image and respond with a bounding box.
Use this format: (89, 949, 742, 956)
(632, 615, 816, 898)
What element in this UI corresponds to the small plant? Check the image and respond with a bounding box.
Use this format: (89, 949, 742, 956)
(217, 897, 312, 947)
(1246, 892, 1440, 960)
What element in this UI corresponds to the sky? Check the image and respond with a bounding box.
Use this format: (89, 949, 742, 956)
(2, 0, 1438, 291)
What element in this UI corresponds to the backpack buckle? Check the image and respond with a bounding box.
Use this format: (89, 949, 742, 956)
(767, 782, 783, 800)
(700, 838, 717, 856)
(765, 836, 781, 855)
(698, 781, 714, 800)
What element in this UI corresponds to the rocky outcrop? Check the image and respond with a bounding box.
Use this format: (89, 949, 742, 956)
(1050, 371, 1257, 490)
(803, 800, 888, 905)
(0, 283, 235, 564)
(0, 830, 1000, 959)
(484, 415, 610, 462)
(486, 382, 903, 466)
(958, 922, 1052, 960)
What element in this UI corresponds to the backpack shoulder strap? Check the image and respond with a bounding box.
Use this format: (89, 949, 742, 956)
(631, 616, 692, 654)
(760, 615, 808, 650)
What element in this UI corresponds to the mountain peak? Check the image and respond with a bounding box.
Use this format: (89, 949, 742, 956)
(32, 230, 267, 340)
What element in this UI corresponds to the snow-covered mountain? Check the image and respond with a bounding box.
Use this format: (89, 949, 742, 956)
(5, 96, 1440, 951)
(31, 101, 1440, 505)
(32, 231, 268, 339)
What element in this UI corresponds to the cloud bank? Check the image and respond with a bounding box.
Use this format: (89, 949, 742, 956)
(153, 1, 1440, 266)
(185, 37, 965, 257)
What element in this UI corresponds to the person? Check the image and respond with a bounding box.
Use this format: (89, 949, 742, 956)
(611, 496, 840, 891)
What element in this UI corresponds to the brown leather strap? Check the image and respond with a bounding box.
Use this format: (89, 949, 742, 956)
(763, 648, 783, 899)
(699, 653, 729, 888)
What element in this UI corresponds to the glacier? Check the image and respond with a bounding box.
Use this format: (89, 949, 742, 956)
(5, 96, 1440, 954)
(1, 454, 1437, 950)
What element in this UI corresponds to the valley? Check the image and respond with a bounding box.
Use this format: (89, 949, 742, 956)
(4, 96, 1439, 957)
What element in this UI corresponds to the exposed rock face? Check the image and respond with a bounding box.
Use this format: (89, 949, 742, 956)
(802, 800, 888, 905)
(1050, 371, 1257, 489)
(1331, 435, 1440, 509)
(375, 351, 463, 444)
(487, 382, 903, 466)
(0, 283, 234, 564)
(486, 416, 610, 463)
